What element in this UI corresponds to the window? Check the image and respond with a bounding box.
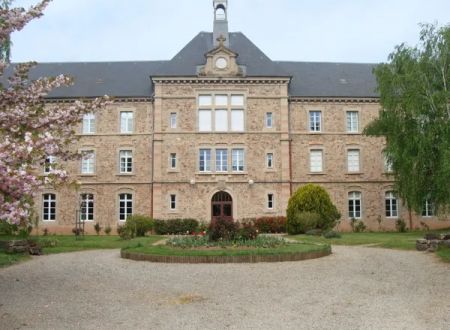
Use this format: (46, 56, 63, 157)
(384, 153, 393, 173)
(267, 194, 274, 209)
(119, 193, 132, 221)
(80, 194, 94, 221)
(232, 149, 245, 172)
(44, 156, 56, 174)
(216, 149, 228, 172)
(82, 113, 95, 134)
(346, 111, 359, 133)
(170, 153, 177, 169)
(309, 111, 321, 132)
(199, 149, 211, 172)
(266, 112, 273, 128)
(170, 194, 176, 210)
(81, 150, 95, 174)
(310, 150, 323, 172)
(119, 150, 133, 174)
(215, 109, 228, 131)
(385, 191, 398, 218)
(348, 192, 362, 219)
(120, 111, 133, 133)
(347, 149, 360, 172)
(42, 193, 56, 221)
(231, 110, 244, 131)
(198, 93, 245, 132)
(170, 113, 177, 129)
(266, 153, 273, 169)
(422, 199, 434, 217)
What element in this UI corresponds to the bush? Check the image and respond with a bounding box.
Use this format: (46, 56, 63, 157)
(350, 218, 367, 233)
(38, 237, 59, 248)
(254, 216, 286, 233)
(286, 212, 322, 235)
(0, 221, 18, 236)
(117, 225, 131, 240)
(72, 227, 84, 236)
(287, 184, 341, 232)
(104, 225, 112, 235)
(395, 218, 407, 233)
(123, 215, 154, 238)
(323, 230, 341, 239)
(208, 218, 239, 242)
(153, 219, 199, 235)
(94, 223, 102, 235)
(238, 222, 258, 240)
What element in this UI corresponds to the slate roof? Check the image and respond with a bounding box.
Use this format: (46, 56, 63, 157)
(7, 32, 379, 99)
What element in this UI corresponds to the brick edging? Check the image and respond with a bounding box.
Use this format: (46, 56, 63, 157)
(120, 247, 331, 264)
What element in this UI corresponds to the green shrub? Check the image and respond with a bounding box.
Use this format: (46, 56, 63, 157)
(153, 219, 199, 235)
(0, 221, 18, 236)
(124, 215, 154, 238)
(254, 216, 286, 233)
(117, 225, 131, 240)
(286, 212, 321, 235)
(238, 222, 258, 240)
(38, 237, 59, 248)
(104, 225, 112, 235)
(350, 218, 367, 233)
(287, 184, 341, 232)
(323, 230, 341, 239)
(208, 218, 239, 242)
(395, 219, 407, 233)
(94, 223, 102, 235)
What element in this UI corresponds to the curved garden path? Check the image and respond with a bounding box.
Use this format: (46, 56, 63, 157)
(1, 246, 449, 329)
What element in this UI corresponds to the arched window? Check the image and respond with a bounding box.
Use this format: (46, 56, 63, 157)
(348, 191, 361, 219)
(215, 5, 226, 20)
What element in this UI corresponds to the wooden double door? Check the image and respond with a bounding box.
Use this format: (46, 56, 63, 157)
(211, 191, 233, 221)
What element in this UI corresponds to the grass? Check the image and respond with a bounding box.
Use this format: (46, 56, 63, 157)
(0, 251, 30, 268)
(123, 240, 329, 257)
(289, 229, 450, 255)
(436, 247, 450, 263)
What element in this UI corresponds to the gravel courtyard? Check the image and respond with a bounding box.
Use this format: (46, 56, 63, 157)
(1, 246, 449, 330)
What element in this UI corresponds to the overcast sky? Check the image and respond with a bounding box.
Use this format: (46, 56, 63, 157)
(11, 0, 450, 64)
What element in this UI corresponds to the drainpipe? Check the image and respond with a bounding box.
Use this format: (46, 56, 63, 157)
(288, 98, 293, 196)
(150, 82, 155, 219)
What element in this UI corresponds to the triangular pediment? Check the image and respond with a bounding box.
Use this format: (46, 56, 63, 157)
(198, 35, 244, 77)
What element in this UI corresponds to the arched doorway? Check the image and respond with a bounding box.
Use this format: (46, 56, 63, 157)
(211, 191, 233, 222)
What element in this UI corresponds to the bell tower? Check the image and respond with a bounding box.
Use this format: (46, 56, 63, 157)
(213, 0, 229, 47)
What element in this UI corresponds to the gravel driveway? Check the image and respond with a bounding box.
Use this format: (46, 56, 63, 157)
(1, 246, 449, 330)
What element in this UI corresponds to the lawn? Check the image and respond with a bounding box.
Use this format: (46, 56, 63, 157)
(437, 247, 450, 263)
(0, 252, 30, 268)
(289, 228, 450, 251)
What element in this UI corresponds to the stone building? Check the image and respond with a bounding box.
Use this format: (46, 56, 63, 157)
(34, 0, 449, 233)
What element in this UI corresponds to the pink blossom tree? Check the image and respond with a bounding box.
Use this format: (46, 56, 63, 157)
(0, 0, 109, 226)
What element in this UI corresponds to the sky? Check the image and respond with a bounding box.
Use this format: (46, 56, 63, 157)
(10, 0, 450, 64)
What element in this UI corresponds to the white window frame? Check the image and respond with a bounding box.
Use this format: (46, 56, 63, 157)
(80, 193, 94, 222)
(265, 112, 273, 128)
(199, 149, 212, 172)
(44, 155, 56, 174)
(346, 111, 359, 133)
(309, 111, 322, 132)
(82, 113, 96, 134)
(120, 111, 134, 134)
(215, 149, 228, 172)
(81, 150, 95, 175)
(170, 113, 177, 129)
(267, 193, 274, 210)
(310, 149, 323, 173)
(422, 199, 434, 217)
(385, 191, 398, 218)
(170, 153, 177, 170)
(170, 194, 177, 211)
(119, 150, 133, 174)
(348, 191, 362, 219)
(266, 153, 273, 169)
(347, 149, 360, 172)
(232, 149, 245, 172)
(42, 193, 56, 221)
(384, 153, 393, 173)
(118, 193, 133, 222)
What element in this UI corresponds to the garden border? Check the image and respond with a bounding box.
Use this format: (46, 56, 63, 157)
(120, 247, 331, 264)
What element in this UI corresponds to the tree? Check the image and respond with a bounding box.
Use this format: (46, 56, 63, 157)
(0, 0, 109, 226)
(286, 184, 340, 233)
(364, 24, 450, 219)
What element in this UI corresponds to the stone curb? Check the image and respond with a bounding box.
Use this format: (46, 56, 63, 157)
(120, 247, 331, 264)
